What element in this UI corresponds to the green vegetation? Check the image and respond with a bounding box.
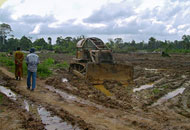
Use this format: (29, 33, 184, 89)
(55, 61, 69, 69)
(0, 94, 3, 104)
(0, 54, 69, 78)
(37, 64, 52, 78)
(152, 88, 160, 94)
(0, 53, 15, 72)
(162, 85, 168, 89)
(1, 23, 190, 54)
(37, 58, 69, 78)
(161, 51, 170, 57)
(37, 58, 54, 78)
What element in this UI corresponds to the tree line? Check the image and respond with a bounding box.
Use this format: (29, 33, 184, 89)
(1, 23, 190, 54)
(106, 35, 190, 53)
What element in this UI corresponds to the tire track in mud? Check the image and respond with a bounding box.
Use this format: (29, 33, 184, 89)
(0, 85, 80, 130)
(0, 67, 93, 130)
(0, 67, 136, 130)
(0, 93, 44, 130)
(1, 65, 190, 130)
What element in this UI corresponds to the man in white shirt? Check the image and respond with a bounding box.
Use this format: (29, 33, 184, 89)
(26, 48, 39, 91)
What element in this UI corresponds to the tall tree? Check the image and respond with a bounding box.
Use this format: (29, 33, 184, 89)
(148, 37, 156, 49)
(0, 23, 12, 44)
(33, 38, 48, 50)
(182, 35, 190, 49)
(19, 36, 32, 50)
(48, 37, 52, 45)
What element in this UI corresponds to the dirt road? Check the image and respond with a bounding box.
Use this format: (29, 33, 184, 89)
(0, 53, 190, 130)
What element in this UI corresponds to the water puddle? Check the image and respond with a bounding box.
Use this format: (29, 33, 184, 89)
(133, 79, 163, 92)
(62, 78, 68, 83)
(145, 68, 158, 71)
(144, 68, 159, 73)
(152, 88, 186, 106)
(94, 85, 112, 96)
(181, 75, 187, 79)
(0, 86, 79, 130)
(38, 107, 79, 130)
(45, 85, 103, 109)
(133, 84, 154, 92)
(45, 85, 77, 101)
(0, 86, 16, 100)
(24, 100, 30, 111)
(145, 68, 166, 73)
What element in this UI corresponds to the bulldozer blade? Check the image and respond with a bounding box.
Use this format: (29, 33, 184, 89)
(86, 63, 133, 85)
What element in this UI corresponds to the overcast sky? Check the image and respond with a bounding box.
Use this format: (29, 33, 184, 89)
(0, 0, 190, 43)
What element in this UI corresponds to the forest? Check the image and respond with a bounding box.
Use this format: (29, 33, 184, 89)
(1, 23, 190, 54)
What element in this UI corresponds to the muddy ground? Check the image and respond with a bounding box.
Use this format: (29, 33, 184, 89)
(0, 72, 44, 130)
(0, 52, 190, 130)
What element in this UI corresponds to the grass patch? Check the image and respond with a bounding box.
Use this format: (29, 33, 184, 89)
(0, 53, 69, 78)
(162, 85, 168, 89)
(166, 49, 190, 54)
(37, 64, 52, 78)
(55, 61, 69, 69)
(37, 58, 54, 78)
(37, 58, 69, 78)
(152, 88, 160, 94)
(0, 53, 15, 72)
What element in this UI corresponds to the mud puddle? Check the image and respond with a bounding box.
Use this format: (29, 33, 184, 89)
(45, 85, 103, 109)
(0, 85, 80, 130)
(0, 86, 17, 100)
(94, 85, 112, 96)
(133, 79, 163, 92)
(145, 68, 158, 72)
(152, 88, 186, 106)
(133, 84, 154, 92)
(144, 68, 166, 72)
(38, 106, 80, 130)
(62, 78, 68, 83)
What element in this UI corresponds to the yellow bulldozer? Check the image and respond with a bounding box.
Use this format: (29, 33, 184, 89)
(69, 37, 134, 85)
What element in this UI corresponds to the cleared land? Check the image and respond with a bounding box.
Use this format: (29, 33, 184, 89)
(0, 52, 190, 130)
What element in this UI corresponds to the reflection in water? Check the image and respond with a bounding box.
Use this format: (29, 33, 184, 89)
(133, 79, 163, 92)
(24, 100, 30, 111)
(0, 86, 79, 130)
(38, 107, 80, 130)
(133, 84, 154, 92)
(145, 68, 158, 71)
(0, 86, 17, 100)
(45, 85, 103, 109)
(45, 85, 77, 100)
(94, 85, 112, 96)
(152, 88, 186, 106)
(62, 78, 68, 83)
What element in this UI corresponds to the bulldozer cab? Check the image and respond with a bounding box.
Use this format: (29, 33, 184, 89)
(76, 37, 113, 63)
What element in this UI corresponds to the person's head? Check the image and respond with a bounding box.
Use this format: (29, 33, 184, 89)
(30, 48, 35, 53)
(17, 47, 21, 51)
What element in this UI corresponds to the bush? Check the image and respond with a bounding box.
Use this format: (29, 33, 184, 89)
(43, 58, 54, 66)
(37, 64, 52, 78)
(0, 54, 15, 72)
(37, 62, 53, 78)
(37, 58, 56, 78)
(152, 88, 160, 94)
(161, 51, 170, 57)
(55, 61, 69, 69)
(5, 60, 14, 66)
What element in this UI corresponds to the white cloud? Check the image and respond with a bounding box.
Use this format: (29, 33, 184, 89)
(1, 0, 190, 42)
(29, 24, 41, 34)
